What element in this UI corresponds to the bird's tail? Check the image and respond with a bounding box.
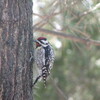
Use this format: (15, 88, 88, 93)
(42, 66, 48, 87)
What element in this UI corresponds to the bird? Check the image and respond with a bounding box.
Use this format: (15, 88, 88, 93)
(33, 37, 55, 87)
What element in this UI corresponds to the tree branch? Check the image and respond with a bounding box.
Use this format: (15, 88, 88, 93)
(34, 27, 100, 46)
(50, 77, 68, 100)
(79, 3, 100, 17)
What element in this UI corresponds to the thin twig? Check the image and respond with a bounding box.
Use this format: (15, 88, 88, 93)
(33, 0, 78, 29)
(33, 13, 43, 18)
(50, 77, 68, 100)
(79, 3, 100, 17)
(32, 75, 42, 87)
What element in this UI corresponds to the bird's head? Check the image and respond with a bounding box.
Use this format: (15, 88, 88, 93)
(34, 37, 49, 48)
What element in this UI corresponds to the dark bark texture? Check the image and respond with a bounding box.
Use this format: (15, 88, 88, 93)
(0, 0, 33, 100)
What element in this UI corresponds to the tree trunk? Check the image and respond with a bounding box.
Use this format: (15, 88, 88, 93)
(0, 0, 33, 100)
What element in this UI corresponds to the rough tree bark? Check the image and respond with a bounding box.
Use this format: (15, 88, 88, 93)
(0, 0, 33, 100)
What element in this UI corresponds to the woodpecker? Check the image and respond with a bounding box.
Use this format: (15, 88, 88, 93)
(33, 37, 55, 87)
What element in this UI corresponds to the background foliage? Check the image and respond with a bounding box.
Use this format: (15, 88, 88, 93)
(33, 0, 100, 100)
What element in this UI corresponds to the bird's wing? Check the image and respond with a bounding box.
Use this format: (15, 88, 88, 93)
(48, 45, 55, 70)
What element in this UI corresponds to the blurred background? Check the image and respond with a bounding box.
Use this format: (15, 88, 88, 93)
(33, 0, 100, 100)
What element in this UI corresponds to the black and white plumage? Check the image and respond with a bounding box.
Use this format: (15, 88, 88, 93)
(33, 37, 55, 87)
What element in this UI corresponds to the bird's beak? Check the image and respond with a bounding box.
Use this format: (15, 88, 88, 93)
(33, 40, 38, 42)
(33, 40, 41, 48)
